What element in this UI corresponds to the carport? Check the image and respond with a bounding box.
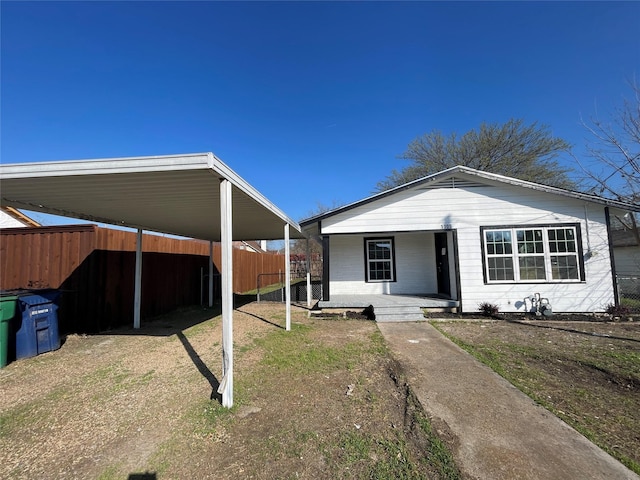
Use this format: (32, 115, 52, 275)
(0, 152, 305, 407)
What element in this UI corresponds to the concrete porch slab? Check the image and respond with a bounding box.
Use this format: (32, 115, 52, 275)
(317, 294, 459, 310)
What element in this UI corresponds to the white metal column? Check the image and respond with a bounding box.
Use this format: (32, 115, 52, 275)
(209, 240, 214, 307)
(284, 223, 291, 331)
(218, 179, 234, 408)
(134, 228, 143, 329)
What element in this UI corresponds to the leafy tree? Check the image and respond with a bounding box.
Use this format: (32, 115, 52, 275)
(578, 80, 640, 242)
(376, 119, 574, 192)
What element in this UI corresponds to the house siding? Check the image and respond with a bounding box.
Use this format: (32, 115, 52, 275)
(330, 233, 436, 295)
(0, 210, 29, 228)
(322, 183, 616, 313)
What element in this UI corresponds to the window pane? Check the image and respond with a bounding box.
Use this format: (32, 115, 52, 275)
(517, 229, 544, 254)
(519, 256, 546, 280)
(548, 228, 577, 254)
(551, 256, 579, 280)
(368, 241, 391, 260)
(369, 261, 392, 280)
(488, 257, 514, 281)
(485, 230, 512, 255)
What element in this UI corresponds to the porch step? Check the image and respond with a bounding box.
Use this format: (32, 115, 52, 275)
(373, 305, 426, 323)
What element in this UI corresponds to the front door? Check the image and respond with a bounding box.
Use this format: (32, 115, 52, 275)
(435, 232, 451, 297)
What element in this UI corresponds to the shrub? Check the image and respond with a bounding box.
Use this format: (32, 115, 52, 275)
(478, 302, 500, 317)
(605, 303, 631, 316)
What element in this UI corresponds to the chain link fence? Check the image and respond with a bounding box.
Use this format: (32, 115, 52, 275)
(617, 275, 640, 312)
(257, 273, 322, 303)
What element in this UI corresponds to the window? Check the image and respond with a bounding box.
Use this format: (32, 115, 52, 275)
(482, 225, 582, 283)
(365, 238, 396, 282)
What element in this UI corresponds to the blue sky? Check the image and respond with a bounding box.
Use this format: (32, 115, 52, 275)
(2, 1, 639, 227)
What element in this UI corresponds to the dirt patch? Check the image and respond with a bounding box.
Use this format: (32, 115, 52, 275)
(0, 303, 456, 479)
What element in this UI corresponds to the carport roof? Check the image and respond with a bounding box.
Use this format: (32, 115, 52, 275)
(0, 152, 304, 241)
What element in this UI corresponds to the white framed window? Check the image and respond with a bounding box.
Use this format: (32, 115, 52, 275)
(482, 225, 583, 283)
(364, 237, 396, 282)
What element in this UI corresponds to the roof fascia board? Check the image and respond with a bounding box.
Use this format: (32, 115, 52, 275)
(458, 167, 640, 211)
(207, 152, 303, 234)
(0, 153, 212, 179)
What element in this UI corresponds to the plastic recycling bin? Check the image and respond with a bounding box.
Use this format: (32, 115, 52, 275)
(15, 290, 61, 360)
(0, 294, 19, 368)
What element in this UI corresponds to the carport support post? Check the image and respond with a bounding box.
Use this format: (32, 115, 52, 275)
(134, 228, 143, 329)
(220, 178, 234, 408)
(285, 223, 291, 331)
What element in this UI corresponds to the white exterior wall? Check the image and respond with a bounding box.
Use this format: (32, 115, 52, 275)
(322, 183, 616, 313)
(330, 233, 436, 295)
(0, 210, 29, 228)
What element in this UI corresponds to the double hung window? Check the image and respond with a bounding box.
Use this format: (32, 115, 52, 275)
(365, 238, 395, 282)
(483, 225, 582, 283)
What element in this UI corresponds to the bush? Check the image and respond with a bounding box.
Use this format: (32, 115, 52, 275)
(478, 302, 500, 317)
(606, 303, 631, 316)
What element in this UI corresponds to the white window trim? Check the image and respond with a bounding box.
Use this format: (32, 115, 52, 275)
(483, 225, 583, 284)
(364, 237, 396, 283)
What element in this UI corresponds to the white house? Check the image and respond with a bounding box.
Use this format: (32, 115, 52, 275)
(0, 206, 40, 228)
(300, 166, 639, 314)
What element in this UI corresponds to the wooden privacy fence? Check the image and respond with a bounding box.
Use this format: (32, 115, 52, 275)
(0, 224, 285, 332)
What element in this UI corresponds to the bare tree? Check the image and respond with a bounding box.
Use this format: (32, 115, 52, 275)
(291, 202, 344, 277)
(579, 80, 640, 242)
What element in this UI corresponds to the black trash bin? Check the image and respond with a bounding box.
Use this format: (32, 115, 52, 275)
(15, 290, 61, 360)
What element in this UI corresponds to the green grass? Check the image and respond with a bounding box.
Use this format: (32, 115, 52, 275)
(243, 277, 307, 295)
(415, 412, 460, 480)
(621, 297, 640, 312)
(329, 423, 460, 480)
(432, 321, 640, 475)
(186, 318, 461, 479)
(252, 322, 371, 374)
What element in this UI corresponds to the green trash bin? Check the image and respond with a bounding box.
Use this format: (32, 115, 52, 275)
(0, 295, 19, 368)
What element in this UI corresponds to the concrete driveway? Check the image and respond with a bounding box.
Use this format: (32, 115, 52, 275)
(377, 322, 639, 480)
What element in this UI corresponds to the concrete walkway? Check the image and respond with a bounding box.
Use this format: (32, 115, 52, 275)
(377, 322, 639, 480)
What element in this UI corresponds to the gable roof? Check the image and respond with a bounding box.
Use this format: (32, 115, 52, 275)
(0, 206, 41, 227)
(0, 152, 304, 241)
(301, 166, 640, 231)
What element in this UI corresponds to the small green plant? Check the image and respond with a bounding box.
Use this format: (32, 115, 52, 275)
(478, 302, 500, 317)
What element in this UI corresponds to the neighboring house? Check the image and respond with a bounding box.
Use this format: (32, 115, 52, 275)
(301, 166, 640, 314)
(233, 240, 268, 253)
(0, 206, 40, 228)
(611, 225, 640, 277)
(610, 225, 640, 302)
